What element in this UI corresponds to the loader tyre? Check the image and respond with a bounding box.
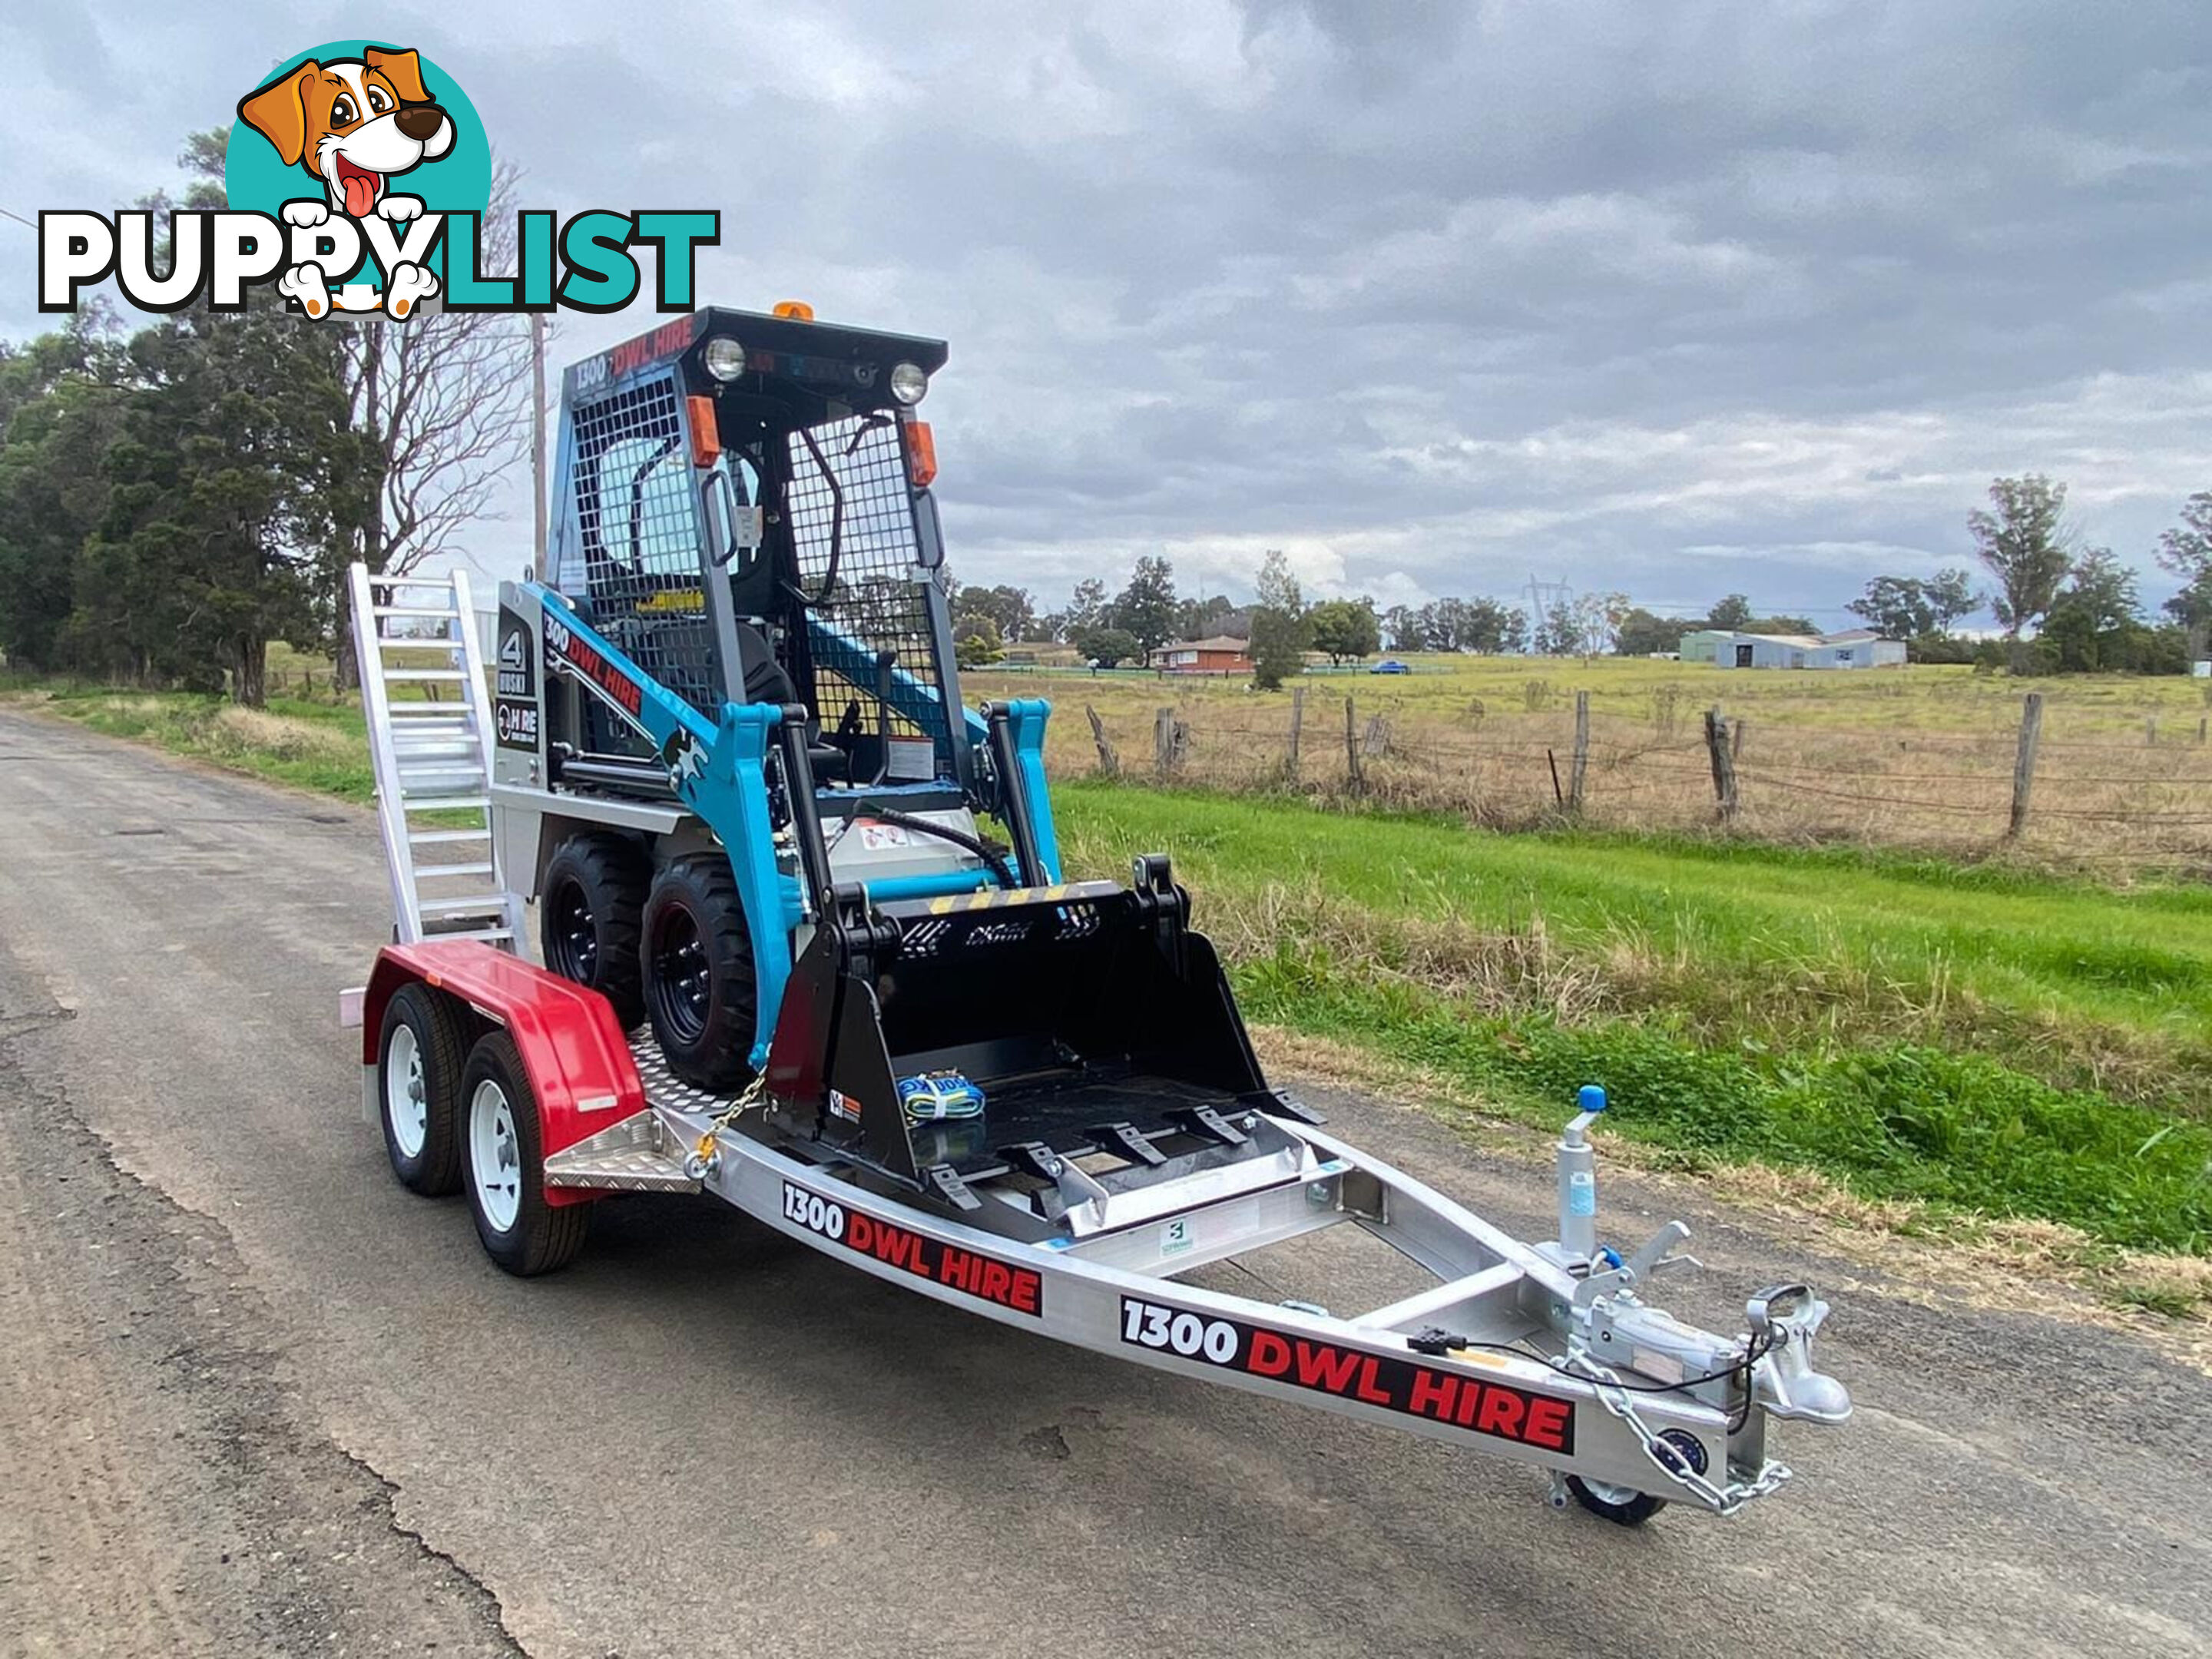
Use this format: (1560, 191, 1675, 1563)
(540, 833, 650, 1028)
(377, 982, 467, 1196)
(641, 853, 757, 1091)
(460, 1031, 590, 1277)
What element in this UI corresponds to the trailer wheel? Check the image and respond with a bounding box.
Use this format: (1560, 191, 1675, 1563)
(377, 983, 467, 1196)
(460, 1031, 590, 1277)
(540, 833, 650, 1029)
(641, 854, 757, 1091)
(1565, 1475, 1667, 1527)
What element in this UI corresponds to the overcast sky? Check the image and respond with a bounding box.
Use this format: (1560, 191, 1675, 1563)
(4, 1, 2208, 623)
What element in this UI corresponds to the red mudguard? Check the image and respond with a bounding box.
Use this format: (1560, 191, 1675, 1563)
(359, 942, 644, 1204)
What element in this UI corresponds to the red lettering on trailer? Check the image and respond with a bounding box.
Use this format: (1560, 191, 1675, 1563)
(1117, 1296, 1576, 1455)
(1522, 1396, 1574, 1453)
(1247, 1330, 1293, 1377)
(1353, 1356, 1392, 1406)
(1473, 1386, 1527, 1441)
(779, 1182, 1043, 1317)
(1292, 1340, 1362, 1395)
(1407, 1368, 1459, 1421)
(846, 1213, 927, 1277)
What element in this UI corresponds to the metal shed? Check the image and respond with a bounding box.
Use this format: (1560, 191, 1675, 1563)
(1710, 629, 1904, 669)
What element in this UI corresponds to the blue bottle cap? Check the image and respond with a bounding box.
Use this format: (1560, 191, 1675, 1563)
(1578, 1084, 1608, 1113)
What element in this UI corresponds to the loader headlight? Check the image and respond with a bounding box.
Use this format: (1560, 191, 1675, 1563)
(703, 336, 748, 382)
(889, 361, 929, 405)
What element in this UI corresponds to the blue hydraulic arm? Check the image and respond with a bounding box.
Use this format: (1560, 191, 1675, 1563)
(528, 583, 804, 1068)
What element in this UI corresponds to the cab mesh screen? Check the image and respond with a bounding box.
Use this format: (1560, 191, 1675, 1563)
(783, 416, 950, 761)
(562, 373, 719, 717)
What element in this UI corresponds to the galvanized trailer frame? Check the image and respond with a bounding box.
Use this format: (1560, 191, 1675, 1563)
(349, 937, 1849, 1524)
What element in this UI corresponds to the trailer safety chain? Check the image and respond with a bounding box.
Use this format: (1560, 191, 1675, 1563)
(684, 1072, 769, 1181)
(1566, 1353, 1791, 1515)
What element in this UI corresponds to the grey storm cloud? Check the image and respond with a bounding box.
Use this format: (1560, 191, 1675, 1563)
(2, 0, 2207, 621)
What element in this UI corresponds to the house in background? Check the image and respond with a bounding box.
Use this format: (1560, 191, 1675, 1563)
(1710, 627, 1906, 669)
(1157, 634, 1253, 674)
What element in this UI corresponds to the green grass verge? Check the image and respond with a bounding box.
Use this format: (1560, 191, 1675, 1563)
(1051, 780, 2212, 1255)
(22, 685, 376, 800)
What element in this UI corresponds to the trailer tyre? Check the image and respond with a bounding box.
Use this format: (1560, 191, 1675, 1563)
(641, 854, 757, 1091)
(460, 1031, 590, 1277)
(540, 833, 651, 1029)
(377, 983, 467, 1196)
(1565, 1476, 1667, 1527)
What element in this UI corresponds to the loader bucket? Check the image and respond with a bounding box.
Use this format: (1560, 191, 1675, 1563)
(763, 859, 1276, 1189)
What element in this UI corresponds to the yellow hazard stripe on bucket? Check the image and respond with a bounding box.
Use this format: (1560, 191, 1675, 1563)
(926, 883, 1077, 914)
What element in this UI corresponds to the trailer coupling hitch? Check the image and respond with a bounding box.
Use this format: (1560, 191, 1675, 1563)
(1744, 1284, 1851, 1426)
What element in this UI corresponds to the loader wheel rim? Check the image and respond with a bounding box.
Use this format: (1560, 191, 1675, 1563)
(548, 879, 598, 981)
(469, 1078, 523, 1233)
(649, 909, 711, 1045)
(385, 1024, 427, 1158)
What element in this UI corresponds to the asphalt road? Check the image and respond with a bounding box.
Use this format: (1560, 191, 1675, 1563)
(1, 704, 2207, 1659)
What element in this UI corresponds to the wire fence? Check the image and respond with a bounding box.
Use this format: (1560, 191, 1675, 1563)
(1008, 680, 2212, 871)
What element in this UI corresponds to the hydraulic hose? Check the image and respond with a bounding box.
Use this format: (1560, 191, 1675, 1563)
(855, 802, 1017, 889)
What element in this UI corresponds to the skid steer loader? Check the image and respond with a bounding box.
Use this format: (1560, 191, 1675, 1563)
(487, 303, 1278, 1194)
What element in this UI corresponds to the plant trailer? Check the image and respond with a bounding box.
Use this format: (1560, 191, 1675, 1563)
(339, 303, 1849, 1528)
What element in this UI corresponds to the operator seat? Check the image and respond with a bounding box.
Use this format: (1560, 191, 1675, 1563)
(733, 619, 849, 784)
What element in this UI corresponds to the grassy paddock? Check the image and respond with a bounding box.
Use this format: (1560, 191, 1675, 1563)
(969, 657, 2212, 872)
(12, 681, 2206, 1285)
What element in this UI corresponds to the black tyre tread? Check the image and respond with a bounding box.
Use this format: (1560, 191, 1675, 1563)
(642, 853, 757, 1091)
(379, 982, 469, 1196)
(461, 1031, 591, 1277)
(1565, 1476, 1667, 1527)
(539, 833, 651, 1029)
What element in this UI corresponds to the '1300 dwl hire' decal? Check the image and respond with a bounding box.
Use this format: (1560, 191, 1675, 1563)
(1120, 1296, 1575, 1452)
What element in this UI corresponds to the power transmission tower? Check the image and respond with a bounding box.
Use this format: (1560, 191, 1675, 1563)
(1522, 574, 1573, 653)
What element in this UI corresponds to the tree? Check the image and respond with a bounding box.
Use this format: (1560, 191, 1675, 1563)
(1381, 603, 1425, 651)
(2155, 492, 2212, 655)
(1173, 592, 1235, 641)
(1061, 577, 1109, 637)
(2039, 549, 2145, 673)
(1707, 593, 1754, 630)
(954, 614, 1005, 671)
(954, 582, 1037, 642)
(81, 305, 367, 703)
(1848, 569, 1979, 641)
(1307, 597, 1380, 664)
(0, 325, 125, 672)
(333, 154, 536, 684)
(1535, 591, 1630, 656)
(1247, 549, 1309, 689)
(1382, 595, 1524, 654)
(1074, 625, 1139, 667)
(1612, 608, 1688, 657)
(1111, 555, 1178, 664)
(1969, 474, 2075, 667)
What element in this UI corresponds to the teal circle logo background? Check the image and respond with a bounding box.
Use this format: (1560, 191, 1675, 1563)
(224, 40, 490, 290)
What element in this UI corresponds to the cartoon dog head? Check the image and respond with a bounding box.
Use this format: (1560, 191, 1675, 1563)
(237, 47, 453, 218)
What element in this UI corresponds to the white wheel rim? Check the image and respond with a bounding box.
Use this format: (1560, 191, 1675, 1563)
(384, 1025, 428, 1158)
(1581, 1479, 1640, 1507)
(469, 1078, 524, 1233)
